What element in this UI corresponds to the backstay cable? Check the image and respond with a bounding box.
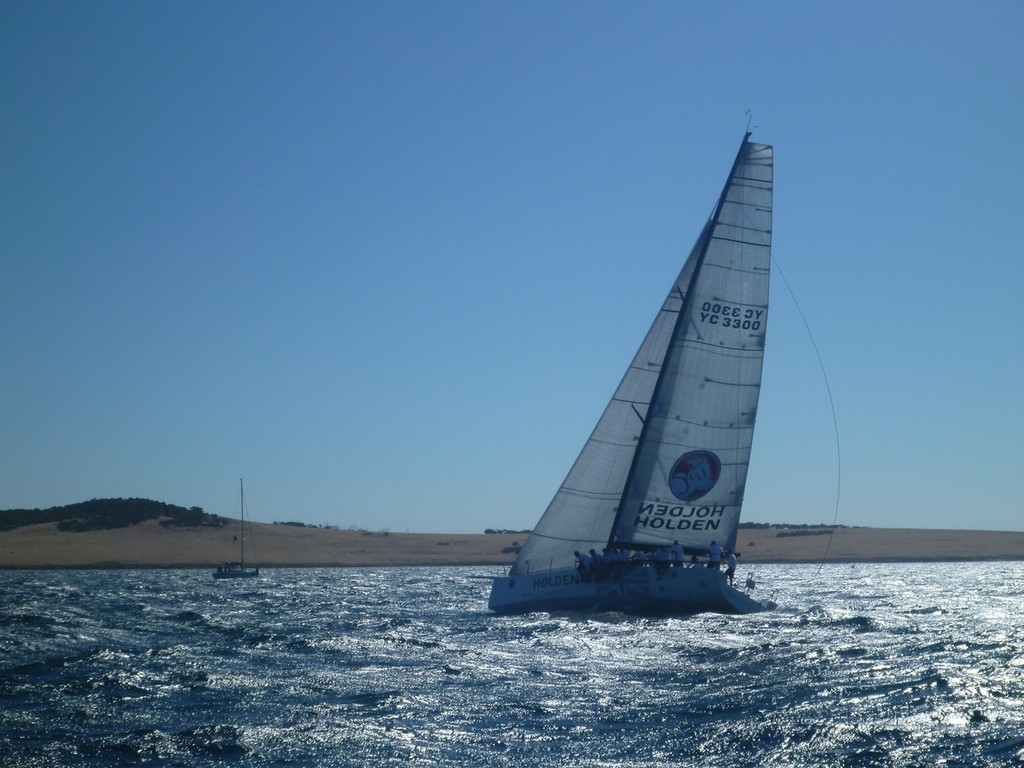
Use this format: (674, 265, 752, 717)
(771, 256, 842, 574)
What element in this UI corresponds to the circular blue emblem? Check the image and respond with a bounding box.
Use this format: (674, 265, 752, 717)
(668, 450, 721, 501)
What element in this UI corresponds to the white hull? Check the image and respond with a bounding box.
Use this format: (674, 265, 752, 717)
(488, 563, 773, 616)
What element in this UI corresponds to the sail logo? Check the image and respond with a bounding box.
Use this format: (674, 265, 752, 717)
(668, 450, 720, 501)
(632, 502, 724, 532)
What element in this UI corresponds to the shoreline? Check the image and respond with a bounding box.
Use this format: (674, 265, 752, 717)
(2, 521, 1023, 570)
(4, 556, 1024, 571)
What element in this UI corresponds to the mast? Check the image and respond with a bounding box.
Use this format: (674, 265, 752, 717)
(606, 132, 754, 552)
(240, 478, 245, 568)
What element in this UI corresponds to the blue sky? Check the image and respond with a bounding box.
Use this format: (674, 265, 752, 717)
(2, 1, 1021, 534)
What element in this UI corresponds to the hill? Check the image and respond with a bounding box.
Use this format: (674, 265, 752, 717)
(0, 500, 1022, 568)
(0, 498, 224, 532)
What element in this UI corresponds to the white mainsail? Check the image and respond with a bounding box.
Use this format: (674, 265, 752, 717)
(511, 137, 772, 576)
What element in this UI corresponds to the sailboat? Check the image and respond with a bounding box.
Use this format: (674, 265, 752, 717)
(213, 479, 260, 579)
(489, 133, 776, 615)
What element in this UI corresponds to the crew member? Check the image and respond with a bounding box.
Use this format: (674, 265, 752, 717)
(707, 540, 723, 569)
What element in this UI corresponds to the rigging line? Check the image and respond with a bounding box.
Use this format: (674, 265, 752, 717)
(242, 481, 259, 569)
(771, 256, 842, 574)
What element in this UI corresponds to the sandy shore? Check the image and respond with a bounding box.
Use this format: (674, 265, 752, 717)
(1, 521, 1022, 569)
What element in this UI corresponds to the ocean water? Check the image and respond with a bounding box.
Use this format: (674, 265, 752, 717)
(1, 563, 1022, 767)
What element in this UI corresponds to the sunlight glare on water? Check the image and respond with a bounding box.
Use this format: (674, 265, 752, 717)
(1, 562, 1021, 766)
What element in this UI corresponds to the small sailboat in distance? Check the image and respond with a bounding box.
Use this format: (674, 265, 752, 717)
(489, 133, 776, 615)
(213, 479, 260, 579)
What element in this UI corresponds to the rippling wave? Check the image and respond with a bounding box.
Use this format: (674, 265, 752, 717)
(1, 563, 1021, 766)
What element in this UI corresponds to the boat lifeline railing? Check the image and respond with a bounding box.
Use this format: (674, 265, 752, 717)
(744, 570, 778, 606)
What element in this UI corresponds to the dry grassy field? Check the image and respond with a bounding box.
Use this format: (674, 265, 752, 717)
(1, 521, 1022, 569)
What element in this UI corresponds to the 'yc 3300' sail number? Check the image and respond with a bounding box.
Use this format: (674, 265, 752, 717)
(699, 301, 763, 330)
